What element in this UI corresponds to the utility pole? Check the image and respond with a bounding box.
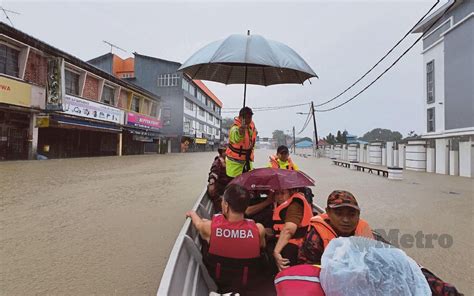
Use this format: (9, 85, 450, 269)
(293, 126, 296, 154)
(311, 101, 319, 155)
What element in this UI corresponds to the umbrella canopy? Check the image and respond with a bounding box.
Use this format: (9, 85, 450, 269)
(179, 33, 318, 87)
(229, 168, 315, 191)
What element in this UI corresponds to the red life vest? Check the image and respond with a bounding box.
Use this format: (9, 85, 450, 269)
(269, 155, 296, 170)
(206, 214, 261, 291)
(310, 213, 374, 249)
(275, 264, 325, 296)
(272, 192, 313, 247)
(209, 214, 260, 259)
(226, 117, 257, 162)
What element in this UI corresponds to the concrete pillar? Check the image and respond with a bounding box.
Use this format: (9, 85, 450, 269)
(356, 146, 361, 162)
(449, 150, 459, 176)
(365, 144, 370, 164)
(382, 147, 387, 166)
(393, 148, 399, 167)
(386, 141, 394, 167)
(426, 148, 436, 173)
(168, 139, 172, 153)
(459, 140, 472, 177)
(117, 133, 123, 156)
(399, 144, 406, 169)
(435, 139, 449, 174)
(28, 113, 38, 160)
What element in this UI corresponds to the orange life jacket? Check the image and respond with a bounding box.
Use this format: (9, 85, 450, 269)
(309, 213, 374, 249)
(273, 192, 313, 247)
(270, 155, 296, 170)
(226, 117, 257, 162)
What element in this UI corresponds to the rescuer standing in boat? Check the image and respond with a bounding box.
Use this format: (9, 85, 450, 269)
(226, 107, 257, 178)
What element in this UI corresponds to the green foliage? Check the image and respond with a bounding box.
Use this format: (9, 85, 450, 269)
(359, 128, 403, 142)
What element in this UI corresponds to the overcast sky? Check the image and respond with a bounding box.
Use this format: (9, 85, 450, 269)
(2, 0, 446, 139)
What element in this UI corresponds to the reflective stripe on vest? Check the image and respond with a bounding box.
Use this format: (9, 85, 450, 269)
(269, 155, 295, 170)
(272, 193, 313, 246)
(275, 264, 325, 296)
(274, 275, 321, 284)
(226, 117, 256, 162)
(310, 213, 374, 248)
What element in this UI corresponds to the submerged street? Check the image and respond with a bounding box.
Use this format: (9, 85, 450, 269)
(1, 150, 473, 295)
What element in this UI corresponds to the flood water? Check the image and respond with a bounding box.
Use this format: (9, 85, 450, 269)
(1, 150, 472, 295)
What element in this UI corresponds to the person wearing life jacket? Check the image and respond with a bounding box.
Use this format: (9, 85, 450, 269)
(186, 184, 266, 294)
(226, 107, 257, 178)
(207, 144, 232, 212)
(268, 145, 299, 171)
(274, 264, 325, 296)
(272, 188, 313, 270)
(298, 190, 373, 265)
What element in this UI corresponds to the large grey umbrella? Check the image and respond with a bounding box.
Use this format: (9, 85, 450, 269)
(179, 32, 318, 107)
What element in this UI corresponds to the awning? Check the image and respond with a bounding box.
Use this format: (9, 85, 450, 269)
(49, 115, 122, 133)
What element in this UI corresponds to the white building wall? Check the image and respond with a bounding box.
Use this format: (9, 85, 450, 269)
(423, 40, 445, 135)
(459, 140, 472, 177)
(435, 138, 449, 174)
(449, 150, 459, 176)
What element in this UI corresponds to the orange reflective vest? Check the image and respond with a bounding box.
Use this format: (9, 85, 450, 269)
(309, 213, 373, 248)
(273, 192, 313, 247)
(226, 117, 257, 162)
(269, 155, 296, 170)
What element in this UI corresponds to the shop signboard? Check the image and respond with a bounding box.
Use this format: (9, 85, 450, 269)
(36, 115, 50, 128)
(195, 138, 207, 144)
(46, 57, 64, 111)
(0, 76, 31, 107)
(127, 112, 162, 131)
(62, 95, 124, 124)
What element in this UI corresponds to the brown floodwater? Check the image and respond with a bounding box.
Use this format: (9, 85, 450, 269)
(1, 149, 472, 295)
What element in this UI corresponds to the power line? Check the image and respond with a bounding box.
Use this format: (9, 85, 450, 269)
(313, 0, 440, 108)
(297, 106, 312, 135)
(315, 0, 456, 113)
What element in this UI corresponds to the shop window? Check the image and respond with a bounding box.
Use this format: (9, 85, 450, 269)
(65, 70, 80, 95)
(131, 96, 140, 112)
(0, 44, 19, 77)
(101, 85, 115, 105)
(427, 107, 435, 132)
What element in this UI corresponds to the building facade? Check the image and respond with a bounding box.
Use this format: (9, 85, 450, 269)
(412, 0, 473, 177)
(0, 23, 162, 160)
(88, 53, 223, 153)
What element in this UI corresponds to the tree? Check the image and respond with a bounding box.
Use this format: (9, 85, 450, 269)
(324, 133, 336, 145)
(272, 130, 288, 147)
(359, 128, 403, 142)
(336, 130, 346, 144)
(221, 117, 234, 130)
